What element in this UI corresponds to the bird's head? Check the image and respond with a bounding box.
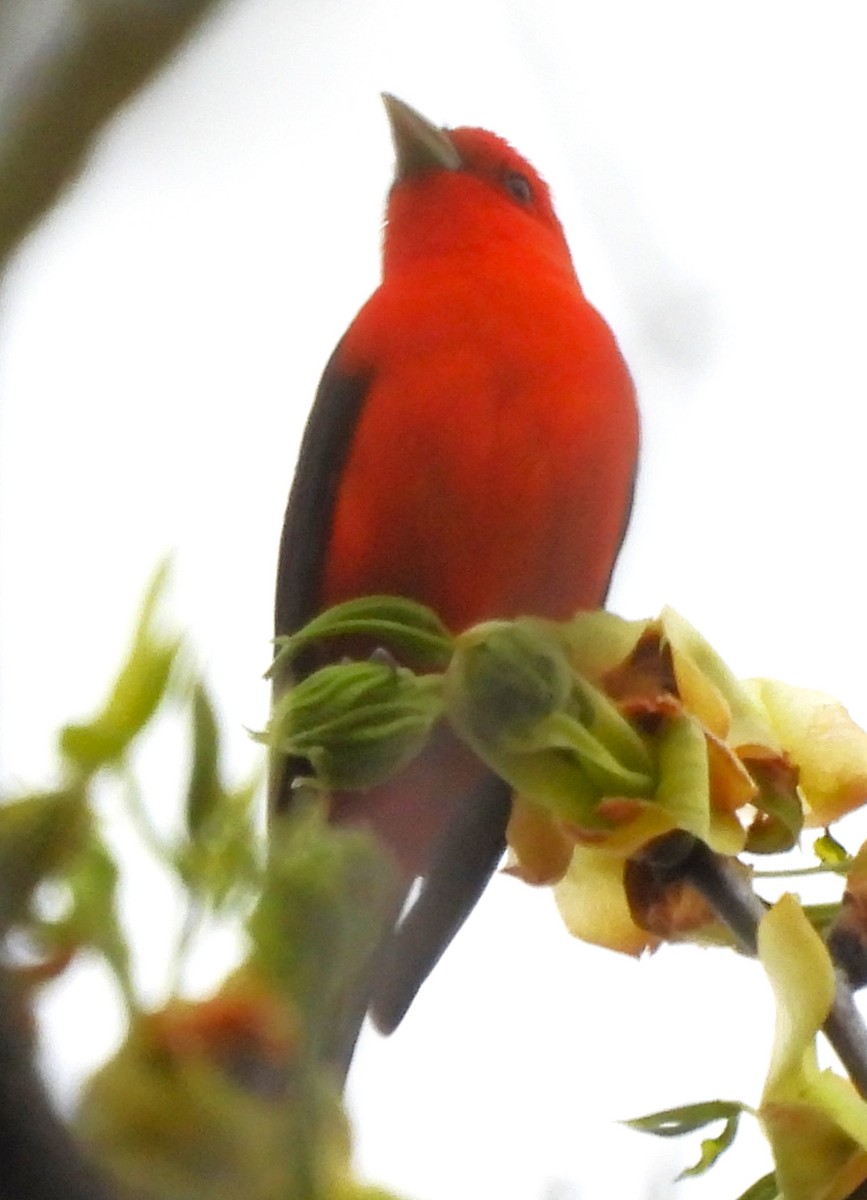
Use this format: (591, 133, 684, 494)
(381, 94, 575, 277)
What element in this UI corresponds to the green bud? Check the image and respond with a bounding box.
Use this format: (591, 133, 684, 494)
(444, 621, 603, 826)
(445, 619, 655, 829)
(252, 803, 399, 1057)
(445, 620, 573, 749)
(270, 596, 454, 678)
(264, 661, 442, 791)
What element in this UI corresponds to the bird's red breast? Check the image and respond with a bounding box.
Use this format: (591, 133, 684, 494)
(323, 250, 637, 632)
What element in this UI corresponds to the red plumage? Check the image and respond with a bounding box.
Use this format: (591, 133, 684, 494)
(273, 96, 638, 1069)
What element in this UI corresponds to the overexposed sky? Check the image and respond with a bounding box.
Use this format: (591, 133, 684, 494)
(1, 3, 866, 1197)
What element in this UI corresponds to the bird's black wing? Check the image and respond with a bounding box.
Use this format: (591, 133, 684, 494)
(271, 342, 371, 812)
(369, 768, 512, 1034)
(369, 449, 640, 1034)
(269, 345, 512, 1071)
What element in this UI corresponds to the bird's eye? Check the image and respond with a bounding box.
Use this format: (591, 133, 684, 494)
(503, 170, 533, 204)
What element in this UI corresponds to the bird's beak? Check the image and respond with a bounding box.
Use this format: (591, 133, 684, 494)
(382, 94, 462, 179)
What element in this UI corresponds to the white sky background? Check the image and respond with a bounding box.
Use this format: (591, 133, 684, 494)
(1, 1, 866, 1197)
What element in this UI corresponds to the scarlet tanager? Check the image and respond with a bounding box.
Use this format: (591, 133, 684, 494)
(272, 96, 638, 1065)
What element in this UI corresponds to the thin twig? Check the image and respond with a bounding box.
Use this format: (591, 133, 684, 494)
(753, 862, 850, 879)
(641, 831, 867, 1100)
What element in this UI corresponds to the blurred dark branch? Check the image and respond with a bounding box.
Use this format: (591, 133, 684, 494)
(641, 831, 867, 1101)
(0, 0, 224, 271)
(0, 969, 118, 1200)
(0, 0, 231, 1169)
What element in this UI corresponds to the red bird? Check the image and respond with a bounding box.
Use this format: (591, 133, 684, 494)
(272, 95, 638, 1067)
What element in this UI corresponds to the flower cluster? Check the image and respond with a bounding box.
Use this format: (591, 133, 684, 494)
(443, 607, 867, 956)
(271, 600, 867, 961)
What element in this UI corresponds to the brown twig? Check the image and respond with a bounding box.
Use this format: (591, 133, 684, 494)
(640, 830, 867, 1100)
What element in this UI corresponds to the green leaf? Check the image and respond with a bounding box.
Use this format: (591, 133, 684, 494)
(0, 788, 90, 927)
(541, 711, 653, 795)
(174, 678, 260, 911)
(185, 682, 221, 839)
(63, 837, 135, 1011)
(568, 674, 653, 775)
(270, 595, 454, 675)
(677, 1109, 740, 1179)
(735, 1172, 779, 1200)
(814, 829, 851, 868)
(625, 1098, 747, 1138)
(60, 563, 181, 773)
(175, 777, 260, 911)
(626, 1099, 749, 1183)
(653, 713, 712, 844)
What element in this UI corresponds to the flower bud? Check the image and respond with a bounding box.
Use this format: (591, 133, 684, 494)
(265, 660, 442, 791)
(445, 620, 572, 748)
(445, 620, 654, 828)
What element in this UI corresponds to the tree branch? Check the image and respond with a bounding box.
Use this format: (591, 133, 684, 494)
(0, 8, 229, 1187)
(640, 831, 867, 1100)
(0, 0, 224, 270)
(0, 970, 119, 1200)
